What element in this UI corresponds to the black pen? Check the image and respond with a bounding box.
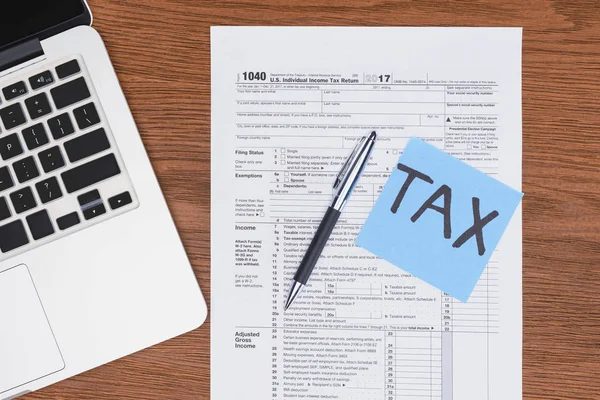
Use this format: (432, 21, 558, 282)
(284, 131, 377, 311)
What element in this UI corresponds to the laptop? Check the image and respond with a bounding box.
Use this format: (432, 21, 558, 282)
(0, 1, 207, 398)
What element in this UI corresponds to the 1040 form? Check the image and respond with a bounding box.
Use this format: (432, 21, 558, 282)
(211, 27, 523, 400)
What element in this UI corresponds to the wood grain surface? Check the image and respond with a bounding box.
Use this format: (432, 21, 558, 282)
(24, 0, 600, 399)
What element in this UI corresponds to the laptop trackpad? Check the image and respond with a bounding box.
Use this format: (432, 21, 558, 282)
(0, 265, 64, 395)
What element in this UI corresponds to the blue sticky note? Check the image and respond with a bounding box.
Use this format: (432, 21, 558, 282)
(356, 137, 522, 302)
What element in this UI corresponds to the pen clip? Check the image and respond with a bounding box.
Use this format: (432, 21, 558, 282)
(333, 136, 365, 190)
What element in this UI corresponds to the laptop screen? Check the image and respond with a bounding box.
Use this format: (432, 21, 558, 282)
(0, 0, 87, 51)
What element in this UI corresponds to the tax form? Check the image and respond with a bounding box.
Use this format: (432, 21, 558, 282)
(211, 27, 522, 400)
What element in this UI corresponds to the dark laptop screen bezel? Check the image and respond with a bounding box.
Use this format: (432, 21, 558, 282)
(0, 0, 92, 53)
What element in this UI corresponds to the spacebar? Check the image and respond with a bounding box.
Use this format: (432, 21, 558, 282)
(61, 154, 121, 193)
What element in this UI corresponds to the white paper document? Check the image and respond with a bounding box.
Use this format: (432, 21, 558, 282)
(211, 27, 522, 400)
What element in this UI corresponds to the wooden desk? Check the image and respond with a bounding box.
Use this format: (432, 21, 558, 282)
(26, 1, 600, 399)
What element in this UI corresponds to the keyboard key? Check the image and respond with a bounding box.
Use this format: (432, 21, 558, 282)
(78, 190, 105, 221)
(64, 128, 110, 163)
(55, 60, 81, 79)
(47, 113, 74, 140)
(10, 187, 36, 214)
(22, 123, 49, 150)
(13, 156, 39, 183)
(73, 102, 100, 130)
(38, 146, 65, 173)
(57, 212, 80, 231)
(26, 209, 54, 240)
(0, 133, 23, 160)
(29, 71, 54, 90)
(0, 167, 13, 192)
(35, 177, 63, 204)
(77, 189, 101, 207)
(50, 77, 90, 109)
(61, 153, 121, 194)
(0, 220, 29, 253)
(25, 93, 52, 120)
(109, 191, 132, 210)
(0, 197, 11, 221)
(0, 103, 26, 130)
(2, 81, 27, 101)
(83, 203, 106, 220)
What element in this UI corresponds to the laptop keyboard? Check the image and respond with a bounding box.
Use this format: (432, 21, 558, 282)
(0, 56, 138, 261)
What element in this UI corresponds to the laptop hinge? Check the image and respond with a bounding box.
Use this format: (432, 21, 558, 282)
(0, 39, 44, 74)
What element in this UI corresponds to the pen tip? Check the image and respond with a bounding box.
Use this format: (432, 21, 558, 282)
(284, 296, 294, 312)
(369, 131, 377, 141)
(285, 281, 304, 312)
